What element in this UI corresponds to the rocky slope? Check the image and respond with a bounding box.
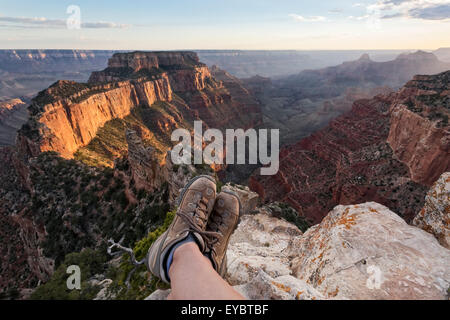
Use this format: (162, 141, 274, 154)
(124, 128, 214, 204)
(0, 146, 47, 296)
(148, 182, 450, 300)
(0, 143, 201, 298)
(16, 51, 261, 165)
(250, 71, 450, 224)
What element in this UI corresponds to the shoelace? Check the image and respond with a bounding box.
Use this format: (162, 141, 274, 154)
(206, 215, 224, 256)
(206, 208, 233, 257)
(177, 195, 220, 247)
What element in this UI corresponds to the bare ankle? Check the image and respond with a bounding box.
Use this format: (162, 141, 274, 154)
(173, 241, 201, 262)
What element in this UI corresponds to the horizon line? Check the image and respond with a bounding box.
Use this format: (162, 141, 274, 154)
(0, 47, 448, 52)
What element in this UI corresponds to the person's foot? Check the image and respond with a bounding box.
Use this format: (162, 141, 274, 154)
(205, 190, 242, 277)
(146, 175, 217, 283)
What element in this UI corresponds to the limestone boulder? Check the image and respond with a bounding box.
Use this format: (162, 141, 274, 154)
(234, 270, 324, 300)
(286, 202, 450, 300)
(221, 183, 260, 215)
(225, 210, 302, 288)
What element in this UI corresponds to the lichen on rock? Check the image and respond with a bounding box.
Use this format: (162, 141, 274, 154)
(286, 202, 450, 300)
(413, 172, 450, 249)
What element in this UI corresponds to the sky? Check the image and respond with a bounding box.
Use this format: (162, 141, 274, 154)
(0, 0, 449, 50)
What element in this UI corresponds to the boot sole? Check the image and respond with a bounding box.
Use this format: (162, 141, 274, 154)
(216, 189, 243, 277)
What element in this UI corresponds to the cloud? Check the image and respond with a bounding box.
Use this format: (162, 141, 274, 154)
(367, 0, 450, 20)
(409, 4, 450, 19)
(350, 0, 450, 21)
(0, 15, 130, 29)
(0, 16, 65, 27)
(80, 22, 130, 29)
(380, 12, 404, 18)
(289, 14, 327, 22)
(348, 14, 371, 20)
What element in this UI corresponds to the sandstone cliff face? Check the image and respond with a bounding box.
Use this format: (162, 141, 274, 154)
(387, 73, 450, 186)
(388, 105, 449, 186)
(18, 52, 261, 163)
(1, 49, 263, 296)
(103, 51, 200, 72)
(250, 71, 449, 224)
(414, 172, 450, 249)
(89, 51, 210, 92)
(166, 66, 213, 92)
(21, 78, 172, 159)
(209, 66, 262, 129)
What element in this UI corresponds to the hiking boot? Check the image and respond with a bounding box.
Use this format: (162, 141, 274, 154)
(205, 190, 242, 277)
(146, 175, 217, 283)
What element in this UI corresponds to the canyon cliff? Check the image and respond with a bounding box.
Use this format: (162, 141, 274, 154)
(2, 50, 449, 301)
(241, 51, 449, 149)
(16, 52, 262, 164)
(387, 73, 450, 186)
(19, 78, 173, 159)
(250, 70, 450, 224)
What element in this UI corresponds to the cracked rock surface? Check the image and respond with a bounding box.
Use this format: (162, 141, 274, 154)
(227, 201, 449, 300)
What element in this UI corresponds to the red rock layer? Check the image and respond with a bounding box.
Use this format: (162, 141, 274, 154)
(20, 77, 172, 159)
(17, 52, 262, 161)
(250, 71, 449, 224)
(387, 74, 450, 186)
